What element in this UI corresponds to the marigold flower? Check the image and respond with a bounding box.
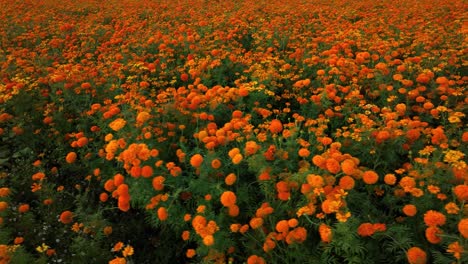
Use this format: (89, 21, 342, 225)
(318, 224, 332, 243)
(245, 141, 260, 155)
(444, 202, 460, 214)
(157, 207, 168, 221)
(298, 148, 310, 158)
(59, 210, 73, 224)
(458, 218, 468, 238)
(423, 210, 446, 227)
(103, 226, 112, 236)
(109, 257, 126, 264)
(152, 176, 165, 191)
(190, 154, 204, 168)
(341, 159, 356, 175)
(288, 218, 299, 228)
(186, 249, 196, 258)
(202, 235, 214, 246)
(109, 118, 126, 131)
(118, 196, 130, 212)
(247, 255, 265, 264)
(14, 237, 24, 244)
(141, 165, 153, 178)
(407, 247, 427, 264)
(220, 191, 237, 207)
(402, 204, 417, 217)
(453, 185, 468, 201)
(65, 152, 77, 164)
(275, 220, 289, 233)
(286, 227, 307, 244)
(0, 187, 10, 197)
(249, 217, 264, 229)
(447, 241, 463, 260)
(339, 175, 355, 190)
(362, 170, 379, 184)
(211, 158, 222, 169)
(312, 155, 326, 169)
(113, 174, 124, 186)
(231, 153, 243, 164)
(425, 226, 442, 244)
(18, 204, 30, 213)
(325, 158, 341, 174)
(383, 173, 397, 185)
(225, 173, 237, 186)
(269, 119, 283, 134)
(357, 223, 375, 237)
(307, 174, 324, 188)
(122, 245, 134, 257)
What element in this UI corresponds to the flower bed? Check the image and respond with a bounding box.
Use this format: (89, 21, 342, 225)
(0, 0, 467, 263)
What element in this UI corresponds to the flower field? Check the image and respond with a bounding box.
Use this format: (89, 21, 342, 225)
(0, 0, 467, 263)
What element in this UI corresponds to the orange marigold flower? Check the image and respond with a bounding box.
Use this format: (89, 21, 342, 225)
(186, 249, 196, 258)
(211, 158, 222, 169)
(59, 210, 73, 224)
(425, 226, 442, 244)
(113, 174, 124, 186)
(402, 204, 417, 217)
(14, 237, 24, 244)
(407, 247, 427, 264)
(103, 226, 112, 236)
(157, 207, 168, 221)
(104, 179, 116, 192)
(231, 153, 243, 164)
(312, 155, 326, 169)
(203, 235, 214, 246)
(423, 210, 446, 227)
(298, 148, 310, 158)
(458, 218, 468, 238)
(286, 227, 307, 244)
(245, 141, 260, 155)
(384, 173, 397, 185)
(307, 174, 324, 188)
(122, 245, 134, 257)
(225, 173, 237, 186)
(453, 185, 468, 201)
(444, 202, 460, 214)
(357, 223, 375, 237)
(339, 175, 355, 190)
(228, 204, 240, 217)
(0, 187, 10, 197)
(276, 220, 289, 233)
(249, 217, 264, 229)
(181, 230, 190, 241)
(141, 165, 153, 178)
(247, 255, 265, 264)
(136, 111, 151, 124)
(65, 152, 77, 164)
(325, 158, 341, 174)
(109, 118, 126, 131)
(288, 218, 299, 228)
(220, 191, 237, 207)
(318, 223, 332, 243)
(190, 154, 204, 168)
(362, 170, 379, 184)
(341, 159, 356, 175)
(447, 241, 463, 260)
(269, 119, 283, 134)
(18, 204, 30, 213)
(152, 176, 166, 191)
